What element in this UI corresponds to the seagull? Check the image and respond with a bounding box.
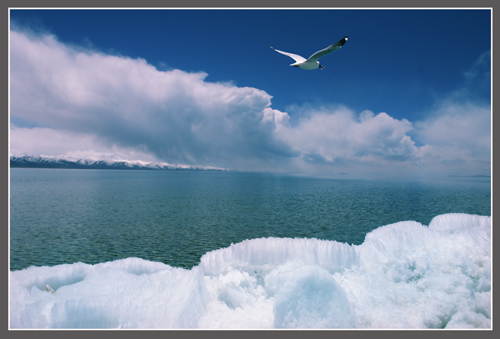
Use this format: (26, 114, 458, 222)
(270, 36, 348, 70)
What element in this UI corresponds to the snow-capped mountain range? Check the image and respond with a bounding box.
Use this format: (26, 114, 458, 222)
(9, 155, 230, 172)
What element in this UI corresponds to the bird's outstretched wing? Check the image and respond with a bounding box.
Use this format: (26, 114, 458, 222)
(307, 36, 348, 62)
(270, 46, 307, 63)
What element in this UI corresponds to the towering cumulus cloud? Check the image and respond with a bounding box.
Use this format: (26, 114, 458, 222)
(10, 29, 490, 177)
(9, 30, 294, 170)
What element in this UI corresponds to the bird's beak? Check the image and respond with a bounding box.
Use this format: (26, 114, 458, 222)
(319, 65, 325, 70)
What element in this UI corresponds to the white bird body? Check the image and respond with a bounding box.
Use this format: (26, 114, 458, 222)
(271, 36, 348, 70)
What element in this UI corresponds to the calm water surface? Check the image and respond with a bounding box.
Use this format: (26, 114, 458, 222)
(10, 168, 491, 270)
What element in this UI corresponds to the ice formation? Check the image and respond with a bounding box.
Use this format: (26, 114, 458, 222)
(10, 213, 491, 329)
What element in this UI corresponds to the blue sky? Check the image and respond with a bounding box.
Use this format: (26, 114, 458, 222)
(9, 9, 491, 178)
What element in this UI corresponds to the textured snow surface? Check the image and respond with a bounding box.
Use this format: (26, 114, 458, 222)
(10, 213, 491, 329)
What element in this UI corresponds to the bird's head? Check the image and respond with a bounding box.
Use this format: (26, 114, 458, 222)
(319, 63, 325, 70)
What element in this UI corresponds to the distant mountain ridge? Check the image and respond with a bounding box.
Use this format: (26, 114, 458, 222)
(9, 155, 229, 172)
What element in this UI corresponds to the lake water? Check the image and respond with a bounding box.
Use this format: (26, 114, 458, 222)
(9, 168, 490, 271)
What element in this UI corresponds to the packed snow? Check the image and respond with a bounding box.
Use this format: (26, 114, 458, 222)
(10, 154, 229, 171)
(10, 213, 491, 329)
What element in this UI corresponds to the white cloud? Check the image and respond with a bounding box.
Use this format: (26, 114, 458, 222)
(410, 102, 491, 176)
(9, 29, 491, 178)
(464, 50, 491, 84)
(9, 125, 158, 162)
(9, 29, 295, 170)
(276, 107, 417, 162)
(269, 100, 490, 177)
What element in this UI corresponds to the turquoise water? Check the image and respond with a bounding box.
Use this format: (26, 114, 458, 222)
(9, 168, 491, 271)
